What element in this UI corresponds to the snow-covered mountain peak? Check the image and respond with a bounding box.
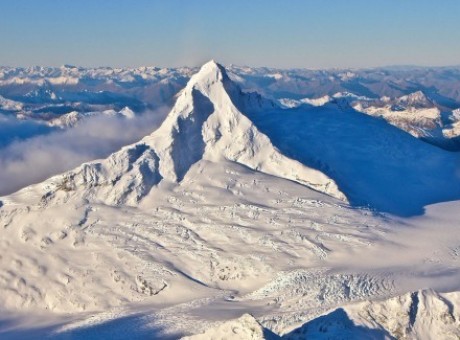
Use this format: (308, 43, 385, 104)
(187, 59, 227, 86)
(176, 59, 274, 113)
(405, 90, 427, 100)
(145, 60, 342, 197)
(6, 61, 344, 206)
(0, 94, 23, 111)
(163, 60, 237, 120)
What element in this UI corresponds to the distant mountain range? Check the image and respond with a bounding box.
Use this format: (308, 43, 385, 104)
(1, 65, 460, 150)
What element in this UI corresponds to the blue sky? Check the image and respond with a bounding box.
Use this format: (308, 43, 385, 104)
(1, 0, 459, 68)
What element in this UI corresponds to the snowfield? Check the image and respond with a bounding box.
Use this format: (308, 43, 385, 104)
(1, 61, 460, 339)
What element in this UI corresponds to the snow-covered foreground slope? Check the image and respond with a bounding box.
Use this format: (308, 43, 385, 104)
(1, 61, 460, 339)
(2, 197, 460, 339)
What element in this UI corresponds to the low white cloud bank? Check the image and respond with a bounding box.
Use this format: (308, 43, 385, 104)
(0, 115, 55, 148)
(0, 109, 168, 195)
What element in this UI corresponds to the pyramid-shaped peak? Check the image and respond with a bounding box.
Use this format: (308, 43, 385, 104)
(397, 90, 434, 108)
(185, 60, 232, 91)
(399, 90, 428, 102)
(200, 59, 225, 72)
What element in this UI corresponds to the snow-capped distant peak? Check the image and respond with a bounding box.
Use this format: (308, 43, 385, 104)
(48, 107, 136, 128)
(0, 94, 23, 111)
(332, 91, 356, 99)
(401, 90, 427, 100)
(119, 106, 136, 119)
(305, 95, 332, 106)
(397, 91, 433, 108)
(451, 108, 460, 121)
(332, 92, 370, 101)
(24, 86, 61, 102)
(278, 95, 332, 108)
(48, 111, 84, 128)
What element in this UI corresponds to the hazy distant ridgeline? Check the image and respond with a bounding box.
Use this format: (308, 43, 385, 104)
(1, 65, 460, 114)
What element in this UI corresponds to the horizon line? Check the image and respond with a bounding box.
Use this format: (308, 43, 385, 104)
(1, 62, 460, 72)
